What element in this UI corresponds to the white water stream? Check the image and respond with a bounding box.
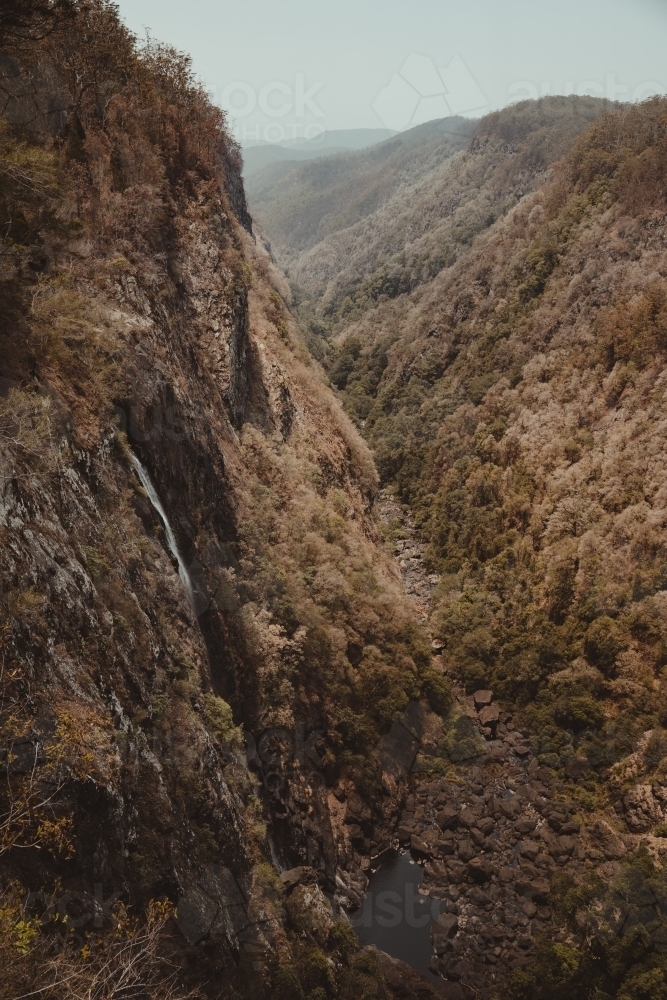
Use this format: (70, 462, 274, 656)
(130, 453, 196, 609)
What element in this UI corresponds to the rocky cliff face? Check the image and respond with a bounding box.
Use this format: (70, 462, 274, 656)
(0, 6, 446, 999)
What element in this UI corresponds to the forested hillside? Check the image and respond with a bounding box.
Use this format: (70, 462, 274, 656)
(247, 100, 606, 342)
(6, 1, 667, 996)
(251, 96, 667, 998)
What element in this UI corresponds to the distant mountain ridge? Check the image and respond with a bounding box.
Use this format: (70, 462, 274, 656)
(241, 127, 396, 176)
(248, 100, 609, 324)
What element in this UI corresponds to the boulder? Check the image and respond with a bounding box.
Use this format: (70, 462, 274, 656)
(457, 839, 476, 862)
(565, 758, 591, 780)
(281, 867, 307, 889)
(515, 816, 537, 835)
(474, 690, 493, 709)
(623, 784, 663, 832)
(432, 911, 459, 945)
(479, 704, 500, 728)
(446, 859, 467, 882)
(499, 796, 521, 819)
(548, 812, 567, 832)
(520, 840, 541, 862)
(421, 826, 441, 845)
(411, 834, 432, 855)
(458, 806, 477, 828)
(468, 857, 493, 884)
(437, 803, 460, 830)
(590, 819, 627, 860)
(346, 791, 372, 824)
(445, 959, 472, 981)
(515, 877, 550, 904)
(551, 835, 575, 859)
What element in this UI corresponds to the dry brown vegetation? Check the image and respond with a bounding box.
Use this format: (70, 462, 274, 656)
(248, 97, 609, 342)
(0, 5, 443, 999)
(251, 95, 667, 998)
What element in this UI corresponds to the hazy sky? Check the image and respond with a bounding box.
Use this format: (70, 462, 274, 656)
(115, 0, 667, 144)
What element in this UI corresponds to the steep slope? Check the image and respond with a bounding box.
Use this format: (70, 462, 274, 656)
(246, 117, 476, 298)
(0, 5, 448, 1000)
(278, 96, 667, 998)
(248, 99, 608, 337)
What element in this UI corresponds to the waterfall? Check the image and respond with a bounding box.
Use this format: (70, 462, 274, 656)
(268, 834, 285, 873)
(130, 453, 196, 610)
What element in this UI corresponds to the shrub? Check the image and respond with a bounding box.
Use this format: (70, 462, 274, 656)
(271, 965, 305, 1000)
(553, 693, 606, 732)
(202, 694, 244, 749)
(584, 616, 621, 677)
(421, 668, 453, 715)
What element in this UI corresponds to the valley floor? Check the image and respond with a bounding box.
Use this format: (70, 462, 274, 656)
(373, 491, 661, 997)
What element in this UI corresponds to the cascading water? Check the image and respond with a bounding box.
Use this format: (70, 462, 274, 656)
(130, 452, 196, 610)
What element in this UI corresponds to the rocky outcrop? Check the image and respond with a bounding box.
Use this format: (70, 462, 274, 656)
(622, 784, 667, 833)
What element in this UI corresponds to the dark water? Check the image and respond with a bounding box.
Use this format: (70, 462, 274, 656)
(352, 850, 443, 981)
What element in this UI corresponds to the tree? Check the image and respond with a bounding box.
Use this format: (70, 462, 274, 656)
(0, 0, 74, 45)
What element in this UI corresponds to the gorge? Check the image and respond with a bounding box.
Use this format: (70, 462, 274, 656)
(3, 4, 667, 1000)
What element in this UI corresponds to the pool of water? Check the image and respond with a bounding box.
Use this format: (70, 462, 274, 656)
(351, 849, 443, 981)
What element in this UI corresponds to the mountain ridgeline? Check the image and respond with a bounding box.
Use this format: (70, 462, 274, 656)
(249, 95, 667, 998)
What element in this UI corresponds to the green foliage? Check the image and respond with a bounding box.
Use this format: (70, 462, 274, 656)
(82, 546, 111, 581)
(584, 616, 621, 676)
(439, 711, 485, 763)
(296, 947, 335, 995)
(271, 965, 305, 1000)
(282, 102, 667, 802)
(338, 949, 391, 1000)
(329, 919, 358, 962)
(618, 968, 667, 1000)
(421, 668, 453, 715)
(499, 854, 667, 1000)
(202, 694, 244, 749)
(553, 693, 606, 733)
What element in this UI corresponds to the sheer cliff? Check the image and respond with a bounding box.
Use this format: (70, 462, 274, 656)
(0, 4, 447, 999)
